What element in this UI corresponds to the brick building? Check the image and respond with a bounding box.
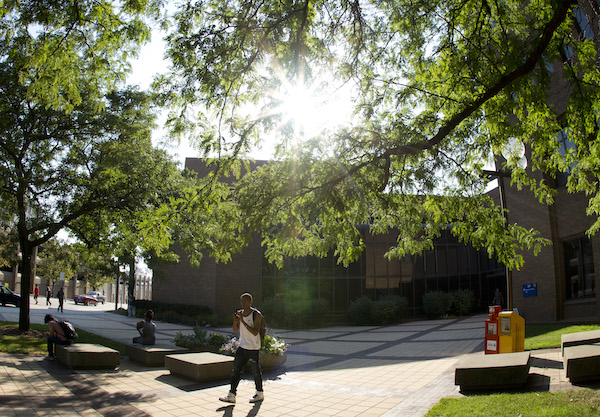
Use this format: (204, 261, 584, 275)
(153, 158, 506, 319)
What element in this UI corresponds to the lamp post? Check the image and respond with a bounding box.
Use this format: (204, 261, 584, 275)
(112, 257, 120, 311)
(482, 169, 513, 310)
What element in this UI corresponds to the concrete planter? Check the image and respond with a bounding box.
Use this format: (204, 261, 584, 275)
(260, 351, 287, 370)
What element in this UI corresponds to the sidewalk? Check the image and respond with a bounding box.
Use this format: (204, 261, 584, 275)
(0, 302, 575, 416)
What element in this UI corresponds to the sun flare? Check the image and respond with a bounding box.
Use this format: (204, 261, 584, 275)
(276, 77, 356, 139)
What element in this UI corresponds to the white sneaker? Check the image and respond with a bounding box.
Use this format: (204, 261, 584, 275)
(219, 392, 236, 403)
(249, 391, 264, 403)
(44, 355, 55, 361)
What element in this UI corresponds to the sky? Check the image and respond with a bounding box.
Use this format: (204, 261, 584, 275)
(127, 36, 199, 167)
(127, 25, 357, 167)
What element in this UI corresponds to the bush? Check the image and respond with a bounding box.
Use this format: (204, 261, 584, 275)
(451, 289, 475, 316)
(423, 291, 452, 319)
(348, 296, 374, 325)
(307, 298, 330, 327)
(349, 295, 409, 325)
(134, 300, 218, 326)
(260, 297, 285, 327)
(207, 332, 229, 347)
(372, 295, 409, 324)
(260, 296, 329, 329)
(172, 326, 231, 350)
(371, 298, 398, 324)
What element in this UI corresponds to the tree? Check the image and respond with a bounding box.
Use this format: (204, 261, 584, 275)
(159, 0, 599, 268)
(68, 135, 185, 302)
(0, 0, 162, 330)
(71, 243, 115, 292)
(36, 239, 78, 287)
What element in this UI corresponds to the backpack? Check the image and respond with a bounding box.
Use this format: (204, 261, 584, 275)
(59, 320, 78, 340)
(252, 309, 267, 347)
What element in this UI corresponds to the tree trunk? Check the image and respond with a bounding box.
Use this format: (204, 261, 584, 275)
(18, 242, 34, 331)
(128, 257, 136, 300)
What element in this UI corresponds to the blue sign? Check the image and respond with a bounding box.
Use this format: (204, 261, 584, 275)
(523, 283, 537, 297)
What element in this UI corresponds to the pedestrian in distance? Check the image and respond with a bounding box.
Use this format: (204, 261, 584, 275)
(219, 292, 264, 404)
(46, 285, 52, 306)
(34, 284, 39, 304)
(43, 314, 71, 361)
(56, 287, 64, 313)
(493, 288, 504, 308)
(133, 309, 156, 345)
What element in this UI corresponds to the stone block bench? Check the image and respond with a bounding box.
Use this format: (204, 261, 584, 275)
(56, 343, 120, 370)
(561, 330, 600, 355)
(165, 352, 234, 383)
(455, 351, 531, 391)
(563, 343, 600, 383)
(126, 344, 189, 367)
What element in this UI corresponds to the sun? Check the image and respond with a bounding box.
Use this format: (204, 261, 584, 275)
(276, 77, 356, 139)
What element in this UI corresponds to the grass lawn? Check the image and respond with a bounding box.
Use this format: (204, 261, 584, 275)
(0, 321, 127, 355)
(525, 324, 600, 350)
(426, 389, 600, 417)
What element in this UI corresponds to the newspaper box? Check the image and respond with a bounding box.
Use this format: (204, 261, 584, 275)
(498, 311, 525, 353)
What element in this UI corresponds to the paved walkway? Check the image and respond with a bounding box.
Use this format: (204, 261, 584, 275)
(0, 300, 575, 416)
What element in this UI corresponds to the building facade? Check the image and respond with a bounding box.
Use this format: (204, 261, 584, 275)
(153, 158, 507, 319)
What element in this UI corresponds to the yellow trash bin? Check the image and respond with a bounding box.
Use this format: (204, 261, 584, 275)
(498, 311, 525, 353)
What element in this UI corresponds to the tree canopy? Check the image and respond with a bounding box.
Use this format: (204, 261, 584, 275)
(158, 0, 599, 269)
(0, 0, 167, 329)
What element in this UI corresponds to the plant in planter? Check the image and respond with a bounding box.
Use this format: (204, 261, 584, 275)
(261, 332, 290, 357)
(219, 331, 290, 369)
(172, 327, 230, 352)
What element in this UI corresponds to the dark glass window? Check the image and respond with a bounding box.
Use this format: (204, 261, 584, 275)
(564, 236, 595, 299)
(348, 278, 363, 302)
(261, 228, 506, 317)
(556, 128, 576, 187)
(574, 7, 594, 40)
(334, 279, 348, 311)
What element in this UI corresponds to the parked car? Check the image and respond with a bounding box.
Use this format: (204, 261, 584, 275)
(0, 286, 21, 307)
(87, 291, 105, 304)
(74, 294, 98, 306)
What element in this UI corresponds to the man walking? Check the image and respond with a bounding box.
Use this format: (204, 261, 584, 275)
(46, 285, 52, 306)
(219, 293, 264, 404)
(57, 287, 64, 313)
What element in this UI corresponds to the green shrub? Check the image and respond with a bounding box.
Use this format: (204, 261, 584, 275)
(423, 291, 452, 319)
(371, 298, 398, 324)
(371, 295, 408, 324)
(307, 298, 330, 327)
(207, 332, 229, 347)
(451, 289, 475, 316)
(348, 296, 374, 325)
(172, 326, 231, 349)
(349, 295, 409, 325)
(260, 296, 329, 329)
(285, 298, 313, 328)
(260, 297, 285, 327)
(381, 295, 408, 318)
(134, 300, 218, 326)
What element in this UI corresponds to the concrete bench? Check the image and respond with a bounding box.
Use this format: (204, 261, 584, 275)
(564, 343, 600, 383)
(561, 330, 600, 355)
(126, 344, 190, 367)
(165, 352, 234, 383)
(56, 343, 120, 370)
(455, 351, 531, 391)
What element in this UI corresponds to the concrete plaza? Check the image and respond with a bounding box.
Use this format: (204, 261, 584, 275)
(0, 299, 575, 416)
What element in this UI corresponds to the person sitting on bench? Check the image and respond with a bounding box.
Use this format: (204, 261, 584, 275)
(133, 309, 156, 345)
